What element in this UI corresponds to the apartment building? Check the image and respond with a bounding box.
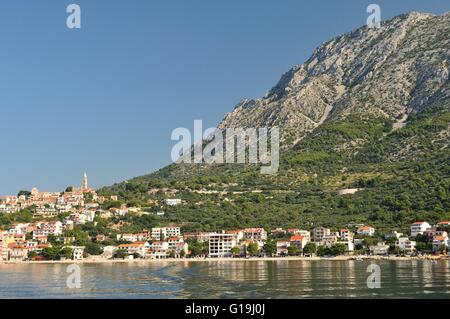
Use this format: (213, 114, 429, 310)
(208, 233, 237, 258)
(340, 229, 354, 241)
(117, 242, 150, 258)
(397, 237, 416, 254)
(313, 227, 330, 242)
(410, 221, 431, 237)
(149, 241, 169, 259)
(242, 228, 267, 243)
(290, 235, 308, 250)
(357, 226, 375, 237)
(151, 226, 181, 241)
(276, 241, 290, 256)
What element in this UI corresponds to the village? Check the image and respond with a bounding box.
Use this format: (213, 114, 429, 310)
(1, 174, 450, 263)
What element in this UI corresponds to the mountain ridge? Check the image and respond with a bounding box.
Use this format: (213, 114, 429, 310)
(98, 11, 449, 232)
(219, 11, 449, 148)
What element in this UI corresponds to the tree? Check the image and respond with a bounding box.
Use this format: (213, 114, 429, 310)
(27, 251, 38, 260)
(287, 246, 299, 256)
(47, 234, 59, 244)
(17, 190, 31, 198)
(84, 192, 94, 203)
(187, 239, 202, 257)
(59, 247, 73, 260)
(263, 240, 276, 257)
(303, 242, 317, 255)
(329, 243, 347, 256)
(317, 244, 347, 256)
(113, 250, 128, 259)
(65, 186, 73, 193)
(247, 242, 259, 256)
(132, 252, 141, 259)
(42, 247, 61, 260)
(363, 237, 378, 247)
(230, 246, 241, 257)
(12, 209, 34, 223)
(84, 242, 102, 256)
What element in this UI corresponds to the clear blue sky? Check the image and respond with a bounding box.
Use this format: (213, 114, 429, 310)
(0, 0, 448, 195)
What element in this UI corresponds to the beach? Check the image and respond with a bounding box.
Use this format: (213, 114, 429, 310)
(1, 254, 447, 265)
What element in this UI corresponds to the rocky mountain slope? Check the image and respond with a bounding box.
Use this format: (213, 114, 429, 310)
(219, 12, 449, 149)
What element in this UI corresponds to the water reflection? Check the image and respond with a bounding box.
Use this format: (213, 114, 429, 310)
(0, 260, 449, 299)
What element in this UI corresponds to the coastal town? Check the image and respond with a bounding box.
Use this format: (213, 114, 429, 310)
(0, 174, 449, 263)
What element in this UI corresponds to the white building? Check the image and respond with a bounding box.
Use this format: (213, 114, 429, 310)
(208, 233, 237, 258)
(437, 221, 450, 227)
(101, 246, 117, 259)
(71, 246, 85, 260)
(340, 240, 354, 252)
(7, 244, 28, 262)
(119, 233, 138, 242)
(397, 237, 416, 254)
(242, 228, 267, 243)
(225, 230, 244, 242)
(164, 199, 182, 206)
(167, 236, 187, 253)
(385, 231, 403, 240)
(410, 221, 431, 237)
(357, 226, 375, 237)
(340, 229, 353, 241)
(433, 235, 448, 253)
(276, 241, 290, 256)
(369, 242, 390, 255)
(151, 226, 181, 241)
(298, 230, 311, 242)
(149, 241, 169, 259)
(290, 235, 308, 250)
(117, 242, 150, 258)
(313, 227, 331, 242)
(320, 234, 338, 247)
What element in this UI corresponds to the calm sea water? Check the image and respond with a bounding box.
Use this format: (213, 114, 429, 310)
(0, 260, 449, 299)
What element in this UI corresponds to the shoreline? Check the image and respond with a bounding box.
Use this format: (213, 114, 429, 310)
(1, 255, 448, 265)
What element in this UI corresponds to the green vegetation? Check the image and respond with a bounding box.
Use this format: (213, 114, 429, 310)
(41, 246, 73, 261)
(230, 246, 241, 256)
(83, 104, 450, 233)
(317, 244, 347, 256)
(287, 246, 299, 256)
(113, 250, 128, 259)
(263, 240, 277, 257)
(247, 242, 259, 256)
(303, 242, 317, 255)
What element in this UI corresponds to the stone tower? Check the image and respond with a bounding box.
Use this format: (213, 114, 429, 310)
(82, 172, 88, 190)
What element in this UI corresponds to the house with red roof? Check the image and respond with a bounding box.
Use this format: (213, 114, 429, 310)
(433, 235, 448, 253)
(117, 241, 150, 258)
(357, 226, 375, 237)
(290, 235, 308, 249)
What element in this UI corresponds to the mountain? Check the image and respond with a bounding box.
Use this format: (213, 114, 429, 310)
(99, 12, 450, 234)
(220, 12, 449, 148)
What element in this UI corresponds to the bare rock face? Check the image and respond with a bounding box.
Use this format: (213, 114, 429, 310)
(218, 12, 450, 148)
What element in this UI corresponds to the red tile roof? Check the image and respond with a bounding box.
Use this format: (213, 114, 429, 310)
(118, 241, 147, 248)
(290, 235, 305, 242)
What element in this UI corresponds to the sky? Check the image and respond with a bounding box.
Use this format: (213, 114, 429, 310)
(0, 0, 448, 195)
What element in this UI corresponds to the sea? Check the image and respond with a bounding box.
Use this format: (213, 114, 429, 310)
(0, 259, 449, 298)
